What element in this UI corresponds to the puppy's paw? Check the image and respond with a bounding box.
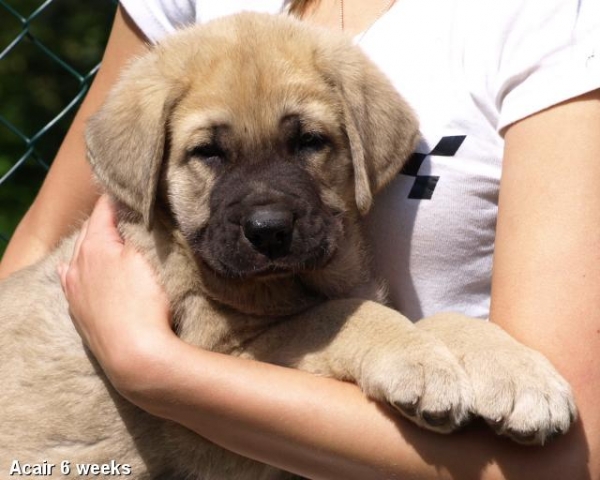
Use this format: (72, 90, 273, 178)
(359, 331, 473, 433)
(418, 313, 577, 445)
(464, 345, 576, 445)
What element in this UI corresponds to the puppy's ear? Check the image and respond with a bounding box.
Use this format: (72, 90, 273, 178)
(86, 52, 182, 228)
(335, 45, 420, 215)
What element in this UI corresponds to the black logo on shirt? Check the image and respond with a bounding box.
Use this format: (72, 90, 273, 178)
(401, 135, 466, 200)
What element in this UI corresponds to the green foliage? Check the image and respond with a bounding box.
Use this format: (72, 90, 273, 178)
(0, 0, 117, 252)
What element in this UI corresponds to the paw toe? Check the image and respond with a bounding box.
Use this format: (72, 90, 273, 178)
(394, 399, 419, 418)
(505, 428, 541, 445)
(422, 408, 453, 428)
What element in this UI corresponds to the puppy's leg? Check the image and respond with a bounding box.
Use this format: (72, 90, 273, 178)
(417, 313, 577, 445)
(244, 299, 473, 433)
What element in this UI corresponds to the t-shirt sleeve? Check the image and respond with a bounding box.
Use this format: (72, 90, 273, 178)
(119, 1, 288, 44)
(493, 0, 600, 132)
(119, 0, 196, 43)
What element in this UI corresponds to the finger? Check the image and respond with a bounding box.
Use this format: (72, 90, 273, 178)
(85, 195, 124, 245)
(57, 263, 68, 294)
(71, 219, 90, 266)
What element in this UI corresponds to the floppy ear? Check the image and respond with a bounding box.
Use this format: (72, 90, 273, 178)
(335, 47, 420, 215)
(85, 52, 180, 228)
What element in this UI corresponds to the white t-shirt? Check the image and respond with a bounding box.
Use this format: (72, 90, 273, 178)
(120, 0, 600, 320)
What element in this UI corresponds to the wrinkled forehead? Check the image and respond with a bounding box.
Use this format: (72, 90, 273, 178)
(169, 45, 341, 147)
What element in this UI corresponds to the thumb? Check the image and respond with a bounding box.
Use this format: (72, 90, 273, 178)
(86, 195, 124, 246)
(57, 262, 68, 294)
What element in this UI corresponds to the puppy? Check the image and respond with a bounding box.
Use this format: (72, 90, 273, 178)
(0, 12, 575, 479)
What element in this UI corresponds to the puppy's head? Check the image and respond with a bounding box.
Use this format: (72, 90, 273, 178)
(87, 13, 418, 296)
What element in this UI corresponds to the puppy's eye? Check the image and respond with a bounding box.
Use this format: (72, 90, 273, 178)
(296, 132, 329, 153)
(189, 143, 225, 166)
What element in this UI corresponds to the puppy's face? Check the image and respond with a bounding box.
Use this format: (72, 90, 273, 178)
(86, 13, 419, 294)
(165, 53, 353, 279)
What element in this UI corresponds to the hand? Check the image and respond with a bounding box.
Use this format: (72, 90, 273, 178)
(58, 195, 175, 387)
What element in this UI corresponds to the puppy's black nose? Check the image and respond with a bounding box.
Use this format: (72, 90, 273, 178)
(243, 207, 294, 258)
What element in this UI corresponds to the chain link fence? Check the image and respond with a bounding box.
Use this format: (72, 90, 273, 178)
(0, 0, 117, 255)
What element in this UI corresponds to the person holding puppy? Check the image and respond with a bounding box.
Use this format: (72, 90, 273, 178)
(2, 1, 600, 478)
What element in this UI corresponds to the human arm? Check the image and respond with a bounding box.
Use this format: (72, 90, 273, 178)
(488, 88, 600, 473)
(0, 6, 148, 279)
(60, 90, 600, 480)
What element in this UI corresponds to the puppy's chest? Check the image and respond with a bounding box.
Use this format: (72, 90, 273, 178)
(174, 293, 281, 355)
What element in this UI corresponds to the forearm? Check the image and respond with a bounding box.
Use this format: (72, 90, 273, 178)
(113, 335, 593, 480)
(0, 216, 52, 279)
(0, 131, 100, 279)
